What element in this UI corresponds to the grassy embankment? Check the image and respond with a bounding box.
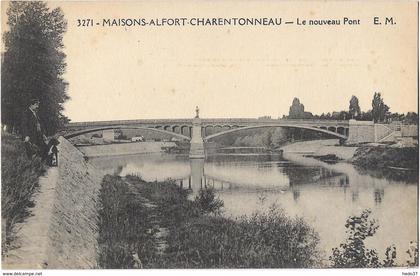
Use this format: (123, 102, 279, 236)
(97, 175, 322, 268)
(352, 146, 418, 169)
(351, 146, 419, 182)
(1, 133, 46, 255)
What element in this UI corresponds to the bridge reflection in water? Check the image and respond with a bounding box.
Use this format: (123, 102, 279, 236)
(93, 153, 351, 199)
(92, 153, 360, 201)
(100, 154, 350, 200)
(90, 152, 417, 264)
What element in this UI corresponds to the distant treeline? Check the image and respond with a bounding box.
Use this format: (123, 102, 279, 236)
(284, 94, 418, 124)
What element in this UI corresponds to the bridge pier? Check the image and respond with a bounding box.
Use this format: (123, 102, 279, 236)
(189, 117, 205, 158)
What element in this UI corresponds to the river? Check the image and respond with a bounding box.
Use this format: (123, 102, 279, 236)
(89, 151, 418, 265)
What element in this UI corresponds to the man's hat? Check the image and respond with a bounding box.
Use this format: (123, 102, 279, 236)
(29, 98, 40, 105)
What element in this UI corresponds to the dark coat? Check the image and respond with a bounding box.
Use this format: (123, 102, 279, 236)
(21, 108, 45, 147)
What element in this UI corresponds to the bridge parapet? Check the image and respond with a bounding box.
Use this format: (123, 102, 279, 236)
(66, 118, 350, 129)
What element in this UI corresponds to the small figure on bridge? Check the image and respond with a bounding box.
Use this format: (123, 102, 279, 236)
(195, 106, 200, 118)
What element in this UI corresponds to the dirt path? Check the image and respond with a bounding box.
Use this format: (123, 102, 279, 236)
(3, 167, 58, 269)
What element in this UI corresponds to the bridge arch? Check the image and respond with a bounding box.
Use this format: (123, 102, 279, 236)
(172, 125, 181, 134)
(203, 124, 347, 141)
(180, 125, 190, 136)
(64, 125, 191, 140)
(203, 125, 215, 136)
(328, 126, 336, 133)
(337, 126, 345, 135)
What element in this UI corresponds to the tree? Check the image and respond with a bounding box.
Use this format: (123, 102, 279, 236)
(288, 98, 313, 119)
(405, 112, 419, 125)
(330, 209, 397, 268)
(349, 96, 361, 119)
(371, 92, 389, 123)
(2, 1, 69, 135)
(359, 110, 373, 121)
(270, 128, 288, 148)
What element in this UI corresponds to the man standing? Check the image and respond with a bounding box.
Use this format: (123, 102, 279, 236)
(21, 99, 48, 159)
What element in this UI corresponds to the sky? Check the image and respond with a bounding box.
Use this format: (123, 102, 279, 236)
(2, 1, 418, 122)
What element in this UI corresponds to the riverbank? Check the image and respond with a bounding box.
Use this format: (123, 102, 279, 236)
(1, 133, 46, 256)
(3, 137, 103, 269)
(352, 146, 418, 170)
(97, 174, 322, 268)
(281, 139, 358, 160)
(281, 139, 419, 171)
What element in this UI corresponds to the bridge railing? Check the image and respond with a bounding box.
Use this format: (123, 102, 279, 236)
(65, 118, 352, 130)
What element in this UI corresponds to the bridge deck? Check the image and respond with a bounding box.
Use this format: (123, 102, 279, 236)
(65, 118, 350, 128)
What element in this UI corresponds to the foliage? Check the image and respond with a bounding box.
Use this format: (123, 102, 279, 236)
(1, 132, 46, 255)
(124, 175, 200, 227)
(359, 110, 373, 121)
(99, 175, 322, 268)
(372, 92, 390, 123)
(406, 241, 419, 267)
(404, 112, 419, 125)
(98, 175, 159, 268)
(163, 206, 322, 268)
(349, 95, 361, 119)
(330, 209, 396, 268)
(352, 146, 419, 170)
(219, 127, 324, 148)
(2, 1, 69, 135)
(194, 187, 224, 215)
(288, 98, 313, 119)
(282, 93, 416, 123)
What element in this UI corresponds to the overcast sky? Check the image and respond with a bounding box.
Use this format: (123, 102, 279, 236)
(4, 1, 417, 122)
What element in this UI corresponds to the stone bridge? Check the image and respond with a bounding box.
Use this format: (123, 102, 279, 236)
(63, 118, 350, 140)
(63, 116, 351, 158)
(62, 114, 417, 158)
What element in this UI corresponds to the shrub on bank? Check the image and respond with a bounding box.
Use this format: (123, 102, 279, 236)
(330, 209, 418, 268)
(99, 175, 322, 268)
(162, 206, 321, 268)
(98, 175, 158, 268)
(352, 146, 419, 170)
(1, 133, 45, 255)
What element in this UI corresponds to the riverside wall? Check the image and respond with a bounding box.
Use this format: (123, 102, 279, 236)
(3, 137, 103, 269)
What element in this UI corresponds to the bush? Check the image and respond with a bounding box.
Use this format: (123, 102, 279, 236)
(162, 206, 322, 268)
(97, 175, 158, 268)
(330, 209, 397, 268)
(1, 133, 45, 255)
(194, 187, 224, 215)
(100, 175, 322, 268)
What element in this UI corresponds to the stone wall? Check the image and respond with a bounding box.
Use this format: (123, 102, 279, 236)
(374, 124, 394, 142)
(402, 125, 418, 137)
(348, 120, 418, 143)
(347, 120, 375, 143)
(3, 137, 102, 269)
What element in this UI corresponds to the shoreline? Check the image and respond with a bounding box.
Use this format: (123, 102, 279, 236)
(281, 139, 419, 171)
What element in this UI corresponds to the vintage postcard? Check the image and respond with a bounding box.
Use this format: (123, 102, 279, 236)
(1, 0, 418, 274)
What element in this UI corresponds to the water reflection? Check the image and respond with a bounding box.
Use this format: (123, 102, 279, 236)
(190, 158, 204, 192)
(374, 188, 385, 205)
(89, 152, 417, 264)
(352, 190, 359, 202)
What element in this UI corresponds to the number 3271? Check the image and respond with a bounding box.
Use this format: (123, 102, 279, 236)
(77, 19, 94, 27)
